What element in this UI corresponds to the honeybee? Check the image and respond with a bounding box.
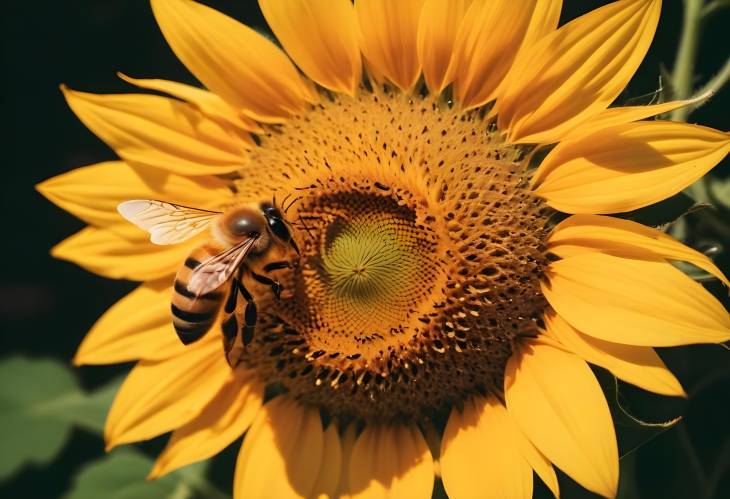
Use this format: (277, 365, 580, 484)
(118, 199, 299, 366)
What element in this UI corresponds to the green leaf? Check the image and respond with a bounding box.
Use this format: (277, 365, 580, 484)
(41, 376, 122, 434)
(0, 357, 76, 480)
(0, 356, 123, 480)
(65, 450, 230, 499)
(64, 449, 181, 499)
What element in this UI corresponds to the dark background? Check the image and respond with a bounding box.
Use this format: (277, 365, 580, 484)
(2, 1, 729, 497)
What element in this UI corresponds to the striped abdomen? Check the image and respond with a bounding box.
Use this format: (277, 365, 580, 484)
(172, 244, 226, 345)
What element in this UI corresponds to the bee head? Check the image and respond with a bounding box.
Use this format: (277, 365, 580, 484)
(260, 202, 292, 244)
(222, 206, 266, 240)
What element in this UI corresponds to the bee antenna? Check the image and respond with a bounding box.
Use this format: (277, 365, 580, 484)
(297, 214, 315, 239)
(284, 196, 302, 214)
(280, 192, 293, 210)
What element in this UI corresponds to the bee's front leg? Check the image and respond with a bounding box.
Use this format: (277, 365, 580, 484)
(222, 267, 245, 367)
(251, 271, 282, 300)
(237, 278, 257, 345)
(262, 261, 291, 272)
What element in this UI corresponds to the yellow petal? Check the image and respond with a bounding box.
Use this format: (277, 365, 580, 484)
(51, 226, 199, 281)
(259, 0, 361, 96)
(513, 425, 560, 499)
(105, 335, 230, 448)
(37, 161, 231, 232)
(543, 253, 730, 346)
(548, 214, 729, 286)
(533, 121, 730, 213)
(310, 424, 343, 499)
(150, 370, 264, 478)
(235, 397, 324, 499)
(505, 341, 618, 497)
(118, 73, 261, 134)
(490, 0, 563, 112)
(519, 0, 563, 53)
(447, 0, 536, 109)
(348, 424, 434, 499)
(416, 0, 472, 93)
(440, 396, 534, 499)
(496, 0, 661, 144)
(63, 87, 248, 176)
(335, 424, 358, 497)
(75, 281, 185, 365)
(544, 310, 686, 397)
(151, 0, 313, 122)
(562, 95, 709, 140)
(356, 0, 425, 91)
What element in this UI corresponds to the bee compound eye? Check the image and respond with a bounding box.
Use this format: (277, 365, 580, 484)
(260, 202, 281, 218)
(268, 217, 291, 242)
(228, 214, 263, 237)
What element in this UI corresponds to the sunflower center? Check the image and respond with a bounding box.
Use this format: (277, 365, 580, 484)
(301, 189, 441, 360)
(232, 88, 551, 423)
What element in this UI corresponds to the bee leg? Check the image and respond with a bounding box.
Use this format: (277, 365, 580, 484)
(238, 280, 257, 345)
(222, 272, 244, 367)
(251, 271, 282, 300)
(221, 276, 239, 340)
(262, 261, 291, 272)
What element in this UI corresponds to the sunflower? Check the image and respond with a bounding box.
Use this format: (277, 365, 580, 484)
(38, 0, 730, 497)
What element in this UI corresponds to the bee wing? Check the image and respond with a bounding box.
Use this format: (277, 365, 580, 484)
(117, 200, 220, 245)
(188, 237, 258, 296)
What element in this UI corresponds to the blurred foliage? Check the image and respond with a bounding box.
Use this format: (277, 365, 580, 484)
(0, 357, 227, 499)
(64, 450, 179, 499)
(64, 450, 225, 499)
(0, 358, 119, 481)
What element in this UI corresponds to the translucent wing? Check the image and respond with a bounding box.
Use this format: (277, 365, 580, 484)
(117, 200, 220, 245)
(188, 237, 258, 296)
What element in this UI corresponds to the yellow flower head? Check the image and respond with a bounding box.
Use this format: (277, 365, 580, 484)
(38, 0, 730, 498)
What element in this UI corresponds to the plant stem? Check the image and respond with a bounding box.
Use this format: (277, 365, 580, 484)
(671, 0, 704, 122)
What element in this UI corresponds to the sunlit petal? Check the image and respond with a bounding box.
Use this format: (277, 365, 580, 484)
(105, 336, 230, 449)
(506, 341, 618, 497)
(497, 0, 661, 144)
(356, 0, 425, 90)
(348, 424, 434, 499)
(118, 73, 261, 134)
(150, 370, 263, 478)
(74, 281, 185, 365)
(441, 396, 534, 499)
(544, 310, 686, 396)
(447, 0, 536, 109)
(62, 87, 248, 175)
(260, 0, 361, 95)
(417, 0, 472, 93)
(549, 214, 729, 286)
(151, 0, 314, 122)
(51, 226, 199, 281)
(562, 95, 709, 140)
(37, 161, 230, 232)
(335, 424, 358, 497)
(543, 253, 730, 346)
(234, 397, 324, 498)
(533, 121, 730, 213)
(310, 423, 343, 499)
